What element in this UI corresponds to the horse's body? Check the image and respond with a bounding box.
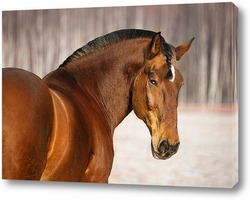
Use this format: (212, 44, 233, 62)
(2, 29, 194, 182)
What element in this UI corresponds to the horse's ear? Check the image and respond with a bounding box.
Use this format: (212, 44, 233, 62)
(175, 37, 195, 61)
(147, 32, 162, 59)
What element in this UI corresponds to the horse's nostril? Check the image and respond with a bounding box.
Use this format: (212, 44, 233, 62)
(158, 140, 169, 154)
(172, 142, 180, 152)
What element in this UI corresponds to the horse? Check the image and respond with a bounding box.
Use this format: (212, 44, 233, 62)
(2, 29, 194, 183)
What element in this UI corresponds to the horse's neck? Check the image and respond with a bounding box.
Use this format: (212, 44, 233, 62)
(44, 38, 150, 132)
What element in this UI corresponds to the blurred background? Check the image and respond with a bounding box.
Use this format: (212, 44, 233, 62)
(2, 2, 238, 188)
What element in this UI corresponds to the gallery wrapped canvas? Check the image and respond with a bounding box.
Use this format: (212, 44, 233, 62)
(2, 2, 238, 188)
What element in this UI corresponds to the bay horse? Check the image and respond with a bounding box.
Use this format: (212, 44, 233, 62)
(2, 29, 194, 183)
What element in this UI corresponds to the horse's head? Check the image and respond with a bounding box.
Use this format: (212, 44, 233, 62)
(132, 32, 194, 160)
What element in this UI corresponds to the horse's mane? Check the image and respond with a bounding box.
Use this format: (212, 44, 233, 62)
(59, 29, 158, 67)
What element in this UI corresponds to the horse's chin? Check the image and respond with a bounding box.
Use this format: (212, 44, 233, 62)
(151, 149, 172, 160)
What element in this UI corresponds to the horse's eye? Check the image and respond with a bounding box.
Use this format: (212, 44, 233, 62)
(165, 69, 173, 79)
(149, 79, 157, 86)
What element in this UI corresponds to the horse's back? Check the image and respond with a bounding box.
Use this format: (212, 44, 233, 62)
(2, 68, 54, 180)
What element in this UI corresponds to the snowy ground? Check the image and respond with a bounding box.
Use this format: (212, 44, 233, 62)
(109, 106, 238, 188)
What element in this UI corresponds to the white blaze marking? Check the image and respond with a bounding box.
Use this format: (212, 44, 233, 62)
(169, 65, 175, 82)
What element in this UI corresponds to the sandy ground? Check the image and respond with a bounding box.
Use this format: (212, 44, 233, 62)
(108, 107, 238, 188)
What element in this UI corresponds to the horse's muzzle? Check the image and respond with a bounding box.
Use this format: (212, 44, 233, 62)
(151, 140, 180, 160)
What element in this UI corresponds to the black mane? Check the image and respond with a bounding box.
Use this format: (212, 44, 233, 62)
(59, 29, 157, 67)
(163, 42, 173, 69)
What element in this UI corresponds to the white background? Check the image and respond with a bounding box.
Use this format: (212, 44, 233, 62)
(0, 0, 248, 199)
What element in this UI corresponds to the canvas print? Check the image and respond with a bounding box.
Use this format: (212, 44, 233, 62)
(2, 2, 238, 188)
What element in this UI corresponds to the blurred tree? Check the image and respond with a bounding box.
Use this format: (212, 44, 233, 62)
(2, 3, 238, 105)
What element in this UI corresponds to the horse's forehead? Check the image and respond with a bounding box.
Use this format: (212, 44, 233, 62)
(148, 54, 167, 69)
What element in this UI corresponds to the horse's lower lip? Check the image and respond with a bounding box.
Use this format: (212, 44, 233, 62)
(151, 150, 172, 160)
